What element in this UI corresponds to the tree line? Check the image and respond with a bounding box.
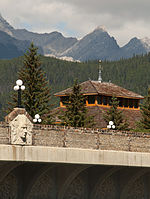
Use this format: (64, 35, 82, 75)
(1, 43, 150, 130)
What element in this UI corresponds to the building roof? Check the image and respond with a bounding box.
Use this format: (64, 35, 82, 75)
(54, 80, 144, 99)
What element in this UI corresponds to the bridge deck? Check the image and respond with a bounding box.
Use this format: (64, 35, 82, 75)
(0, 144, 150, 167)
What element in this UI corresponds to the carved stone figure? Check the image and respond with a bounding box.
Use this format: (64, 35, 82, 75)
(6, 108, 33, 145)
(10, 114, 33, 145)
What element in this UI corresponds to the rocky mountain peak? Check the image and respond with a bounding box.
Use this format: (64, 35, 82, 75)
(0, 13, 14, 36)
(141, 37, 150, 52)
(123, 37, 150, 52)
(94, 25, 107, 32)
(141, 37, 150, 43)
(61, 25, 120, 61)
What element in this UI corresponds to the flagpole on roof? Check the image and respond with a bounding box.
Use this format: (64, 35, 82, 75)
(98, 60, 102, 83)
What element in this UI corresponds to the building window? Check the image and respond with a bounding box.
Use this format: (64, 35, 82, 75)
(124, 98, 128, 107)
(134, 99, 139, 108)
(129, 99, 134, 108)
(61, 96, 69, 105)
(118, 98, 123, 107)
(107, 96, 112, 106)
(97, 95, 102, 105)
(88, 95, 95, 104)
(103, 96, 107, 105)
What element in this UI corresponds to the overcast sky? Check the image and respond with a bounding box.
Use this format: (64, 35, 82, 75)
(1, 0, 150, 46)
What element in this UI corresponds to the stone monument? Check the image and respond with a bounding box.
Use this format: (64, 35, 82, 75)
(5, 108, 33, 145)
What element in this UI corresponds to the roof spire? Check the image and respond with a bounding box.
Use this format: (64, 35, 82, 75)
(98, 60, 102, 83)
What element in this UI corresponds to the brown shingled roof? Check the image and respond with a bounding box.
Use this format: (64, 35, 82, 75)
(54, 80, 144, 99)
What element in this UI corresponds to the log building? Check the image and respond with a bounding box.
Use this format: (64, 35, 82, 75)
(54, 80, 144, 128)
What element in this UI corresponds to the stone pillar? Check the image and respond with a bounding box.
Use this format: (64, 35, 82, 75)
(5, 108, 33, 145)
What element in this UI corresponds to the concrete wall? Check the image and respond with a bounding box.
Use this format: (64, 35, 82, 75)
(32, 125, 150, 153)
(1, 121, 150, 153)
(0, 122, 9, 144)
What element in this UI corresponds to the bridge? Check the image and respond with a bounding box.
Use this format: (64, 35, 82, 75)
(0, 108, 150, 198)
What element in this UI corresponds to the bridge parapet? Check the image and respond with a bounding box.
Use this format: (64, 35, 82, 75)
(0, 107, 150, 153)
(0, 122, 150, 152)
(32, 125, 150, 152)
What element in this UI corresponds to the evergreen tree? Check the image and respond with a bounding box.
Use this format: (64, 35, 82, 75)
(0, 93, 2, 121)
(138, 87, 150, 129)
(103, 96, 129, 130)
(60, 80, 94, 127)
(8, 43, 53, 124)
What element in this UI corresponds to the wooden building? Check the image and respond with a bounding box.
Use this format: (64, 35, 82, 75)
(54, 80, 144, 128)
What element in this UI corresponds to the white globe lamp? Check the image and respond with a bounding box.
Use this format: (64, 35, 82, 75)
(107, 125, 111, 129)
(21, 85, 25, 90)
(38, 118, 42, 123)
(109, 121, 114, 126)
(16, 79, 23, 86)
(33, 118, 37, 123)
(35, 114, 40, 119)
(112, 125, 115, 129)
(14, 85, 19, 91)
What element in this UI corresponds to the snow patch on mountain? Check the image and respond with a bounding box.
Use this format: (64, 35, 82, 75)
(45, 54, 80, 62)
(141, 37, 150, 52)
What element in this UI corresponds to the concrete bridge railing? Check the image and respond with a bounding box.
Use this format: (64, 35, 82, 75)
(0, 107, 149, 168)
(0, 107, 150, 153)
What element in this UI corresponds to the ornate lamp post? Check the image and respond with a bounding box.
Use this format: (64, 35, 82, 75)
(14, 79, 25, 108)
(107, 121, 115, 129)
(33, 114, 42, 123)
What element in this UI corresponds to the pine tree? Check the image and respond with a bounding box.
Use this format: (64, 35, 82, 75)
(8, 43, 53, 124)
(138, 87, 150, 129)
(60, 80, 94, 127)
(103, 96, 129, 130)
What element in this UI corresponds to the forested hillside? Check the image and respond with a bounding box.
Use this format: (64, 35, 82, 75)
(0, 53, 150, 120)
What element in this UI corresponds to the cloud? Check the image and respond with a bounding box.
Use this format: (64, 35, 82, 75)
(0, 0, 150, 45)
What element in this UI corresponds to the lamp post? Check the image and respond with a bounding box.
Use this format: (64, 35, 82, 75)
(107, 121, 115, 129)
(98, 60, 102, 83)
(14, 79, 25, 108)
(33, 114, 42, 123)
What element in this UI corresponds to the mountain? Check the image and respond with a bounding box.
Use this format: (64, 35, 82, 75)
(61, 26, 120, 61)
(12, 29, 78, 55)
(0, 30, 32, 59)
(0, 14, 77, 55)
(141, 37, 150, 52)
(0, 14, 14, 36)
(0, 15, 43, 58)
(120, 37, 148, 59)
(0, 14, 150, 61)
(61, 28, 150, 61)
